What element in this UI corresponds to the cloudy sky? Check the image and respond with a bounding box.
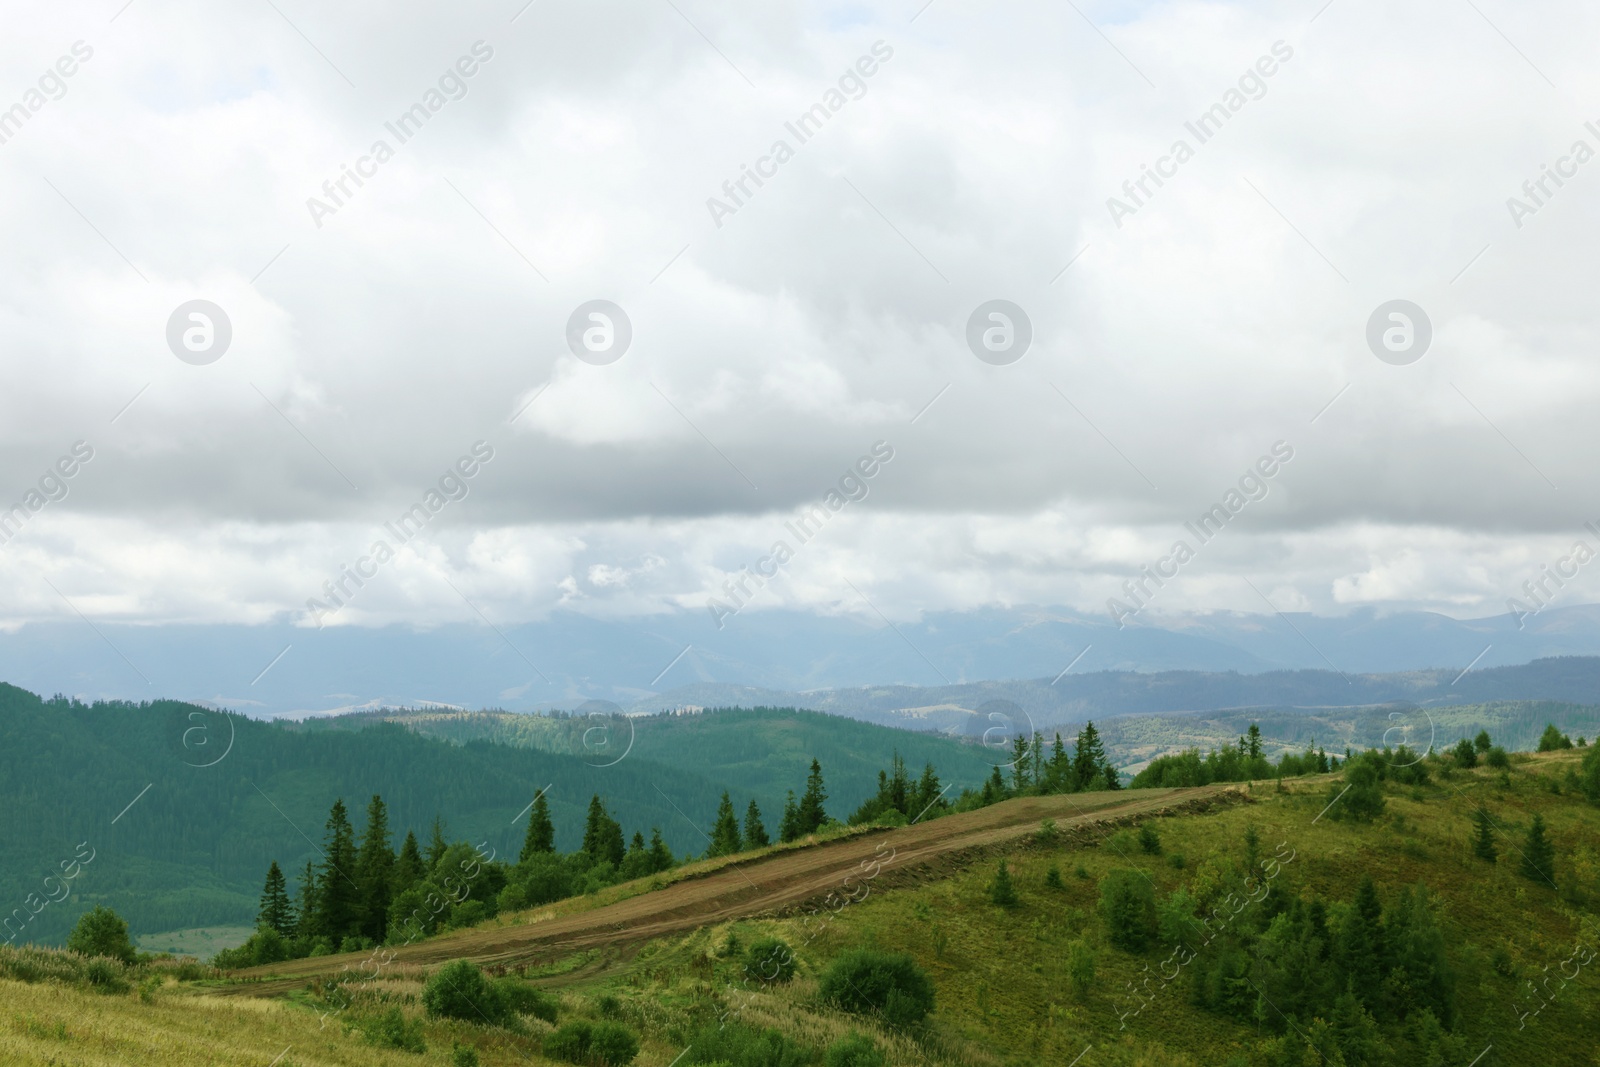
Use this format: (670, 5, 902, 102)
(2, 0, 1597, 635)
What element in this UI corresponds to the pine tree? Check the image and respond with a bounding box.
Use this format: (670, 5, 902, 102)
(1010, 735, 1031, 792)
(797, 759, 828, 833)
(393, 830, 425, 896)
(520, 791, 555, 862)
(258, 860, 293, 936)
(1073, 721, 1106, 788)
(426, 816, 448, 870)
(913, 762, 944, 818)
(581, 795, 626, 866)
(1046, 733, 1070, 793)
(743, 799, 769, 850)
(1471, 803, 1497, 862)
(1103, 763, 1121, 790)
(779, 790, 802, 843)
(710, 791, 742, 856)
(314, 798, 361, 944)
(354, 794, 395, 943)
(1247, 723, 1263, 759)
(294, 860, 316, 939)
(989, 860, 1018, 907)
(982, 765, 1006, 804)
(1519, 813, 1555, 885)
(647, 827, 673, 872)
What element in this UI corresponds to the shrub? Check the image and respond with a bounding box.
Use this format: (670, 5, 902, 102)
(67, 906, 136, 964)
(494, 976, 559, 1022)
(84, 958, 130, 994)
(1486, 747, 1510, 769)
(744, 936, 796, 984)
(826, 1032, 885, 1067)
(872, 809, 908, 828)
(989, 860, 1018, 907)
(1452, 738, 1477, 768)
(355, 1006, 426, 1052)
(1045, 863, 1064, 889)
(1036, 818, 1059, 845)
(685, 1023, 810, 1066)
(452, 1045, 481, 1067)
(544, 1021, 639, 1066)
(1098, 869, 1157, 951)
(1167, 852, 1186, 869)
(422, 959, 509, 1026)
(449, 900, 489, 929)
(1066, 939, 1095, 999)
(819, 949, 936, 1026)
(1138, 824, 1162, 854)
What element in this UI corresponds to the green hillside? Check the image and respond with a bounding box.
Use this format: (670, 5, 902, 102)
(0, 686, 995, 945)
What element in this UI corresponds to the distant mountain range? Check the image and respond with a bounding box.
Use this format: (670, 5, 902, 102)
(5, 602, 1599, 722)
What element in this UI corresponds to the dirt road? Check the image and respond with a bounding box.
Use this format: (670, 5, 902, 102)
(227, 784, 1241, 992)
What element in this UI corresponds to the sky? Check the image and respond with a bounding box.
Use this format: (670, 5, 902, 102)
(2, 0, 1599, 640)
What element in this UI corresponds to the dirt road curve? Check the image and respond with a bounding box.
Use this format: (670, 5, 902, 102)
(227, 784, 1241, 992)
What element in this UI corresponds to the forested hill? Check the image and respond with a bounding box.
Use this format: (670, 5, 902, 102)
(0, 686, 988, 945)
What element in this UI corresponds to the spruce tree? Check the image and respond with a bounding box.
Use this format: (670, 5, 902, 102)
(355, 795, 395, 943)
(1073, 721, 1106, 787)
(1010, 735, 1031, 792)
(1103, 763, 1121, 790)
(393, 830, 425, 895)
(426, 816, 448, 870)
(743, 799, 769, 849)
(989, 860, 1018, 907)
(1519, 813, 1555, 885)
(581, 795, 626, 865)
(314, 798, 361, 943)
(647, 827, 673, 872)
(797, 759, 828, 833)
(294, 860, 316, 939)
(1246, 723, 1263, 759)
(1046, 733, 1070, 793)
(1452, 738, 1477, 768)
(710, 791, 742, 856)
(914, 762, 944, 817)
(1473, 730, 1492, 754)
(1471, 803, 1497, 862)
(779, 790, 802, 843)
(258, 860, 293, 936)
(520, 791, 555, 862)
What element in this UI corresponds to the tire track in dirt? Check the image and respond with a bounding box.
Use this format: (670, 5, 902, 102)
(219, 784, 1243, 996)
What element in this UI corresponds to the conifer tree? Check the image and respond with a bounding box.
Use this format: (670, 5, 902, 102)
(989, 859, 1018, 907)
(581, 795, 625, 865)
(1010, 735, 1032, 792)
(982, 765, 1006, 804)
(294, 860, 316, 938)
(1073, 721, 1107, 787)
(914, 762, 944, 818)
(1103, 763, 1121, 790)
(743, 799, 769, 849)
(354, 794, 395, 943)
(393, 830, 425, 896)
(257, 860, 293, 936)
(426, 816, 449, 870)
(1471, 803, 1497, 862)
(779, 790, 802, 843)
(1335, 876, 1384, 1008)
(314, 798, 361, 943)
(710, 791, 742, 856)
(1473, 730, 1492, 754)
(520, 791, 555, 862)
(1046, 733, 1070, 793)
(1246, 723, 1263, 759)
(1519, 813, 1555, 885)
(647, 827, 673, 872)
(797, 759, 828, 833)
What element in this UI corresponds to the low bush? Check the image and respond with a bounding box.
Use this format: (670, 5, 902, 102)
(819, 948, 936, 1026)
(543, 1020, 639, 1066)
(494, 976, 559, 1023)
(353, 1006, 426, 1052)
(826, 1031, 885, 1067)
(422, 959, 509, 1026)
(743, 936, 796, 983)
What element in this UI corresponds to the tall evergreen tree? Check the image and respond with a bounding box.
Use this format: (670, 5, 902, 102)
(1335, 876, 1385, 1011)
(257, 860, 293, 936)
(354, 795, 395, 943)
(710, 791, 742, 856)
(294, 860, 316, 938)
(797, 759, 828, 833)
(1010, 735, 1032, 792)
(314, 798, 361, 943)
(1103, 763, 1121, 790)
(1519, 813, 1555, 885)
(1046, 733, 1070, 793)
(1246, 723, 1263, 759)
(1471, 803, 1497, 862)
(393, 830, 425, 896)
(1073, 721, 1107, 787)
(778, 790, 802, 843)
(647, 827, 673, 872)
(520, 791, 555, 862)
(581, 795, 625, 866)
(743, 799, 769, 849)
(425, 816, 449, 870)
(913, 762, 944, 818)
